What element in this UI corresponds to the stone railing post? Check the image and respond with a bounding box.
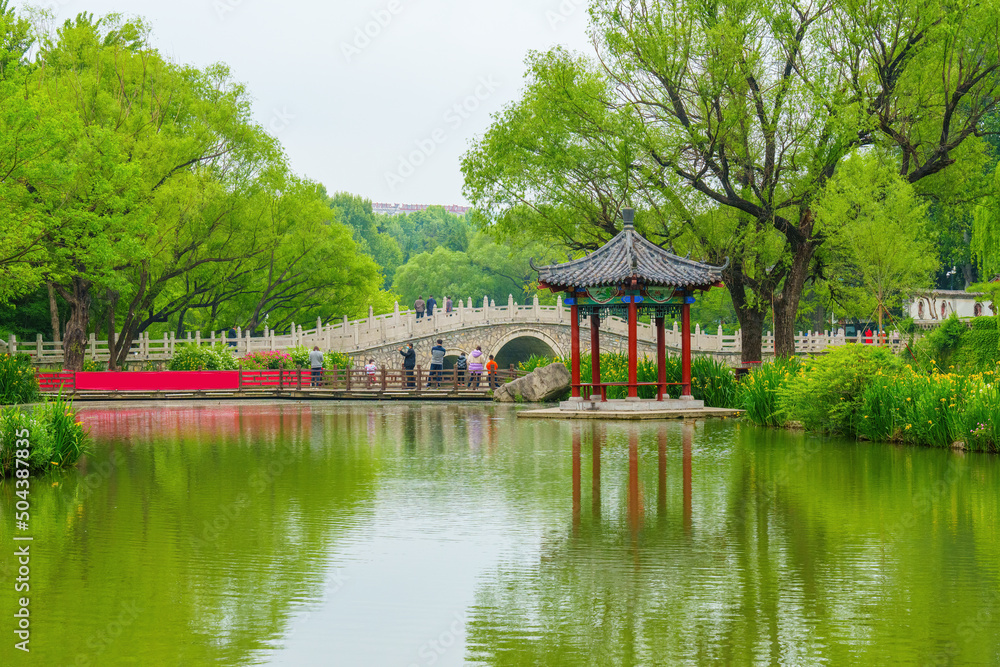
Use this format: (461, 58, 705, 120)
(532, 295, 539, 320)
(557, 294, 563, 322)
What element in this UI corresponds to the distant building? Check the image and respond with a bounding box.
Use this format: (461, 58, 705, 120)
(907, 289, 995, 323)
(371, 202, 471, 217)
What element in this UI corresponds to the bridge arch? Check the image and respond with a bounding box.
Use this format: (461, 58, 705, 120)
(491, 328, 565, 370)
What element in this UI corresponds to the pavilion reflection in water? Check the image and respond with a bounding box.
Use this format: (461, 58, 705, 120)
(570, 421, 694, 535)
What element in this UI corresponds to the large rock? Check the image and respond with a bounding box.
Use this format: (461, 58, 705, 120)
(494, 362, 571, 403)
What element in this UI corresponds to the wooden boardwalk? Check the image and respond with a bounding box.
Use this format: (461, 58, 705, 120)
(37, 367, 521, 401)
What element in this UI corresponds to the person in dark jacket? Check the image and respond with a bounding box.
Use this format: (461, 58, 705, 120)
(400, 343, 416, 388)
(428, 338, 445, 387)
(455, 351, 467, 386)
(426, 296, 437, 317)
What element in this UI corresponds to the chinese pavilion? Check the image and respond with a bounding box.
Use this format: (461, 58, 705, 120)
(531, 209, 725, 407)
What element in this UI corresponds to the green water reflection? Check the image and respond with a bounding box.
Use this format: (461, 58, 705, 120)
(0, 403, 997, 666)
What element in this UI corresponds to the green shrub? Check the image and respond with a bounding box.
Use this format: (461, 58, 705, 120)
(923, 314, 967, 369)
(324, 351, 352, 369)
(966, 316, 1000, 370)
(168, 344, 237, 371)
(738, 358, 798, 427)
(0, 394, 89, 477)
(779, 345, 903, 434)
(0, 353, 40, 405)
(82, 358, 105, 372)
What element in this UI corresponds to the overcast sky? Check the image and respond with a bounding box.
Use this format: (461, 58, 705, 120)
(19, 0, 593, 205)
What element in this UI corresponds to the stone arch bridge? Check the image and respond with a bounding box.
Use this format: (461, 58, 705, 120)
(10, 296, 890, 367)
(310, 296, 740, 371)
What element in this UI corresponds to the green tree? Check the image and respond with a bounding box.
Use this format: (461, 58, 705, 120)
(464, 0, 1000, 360)
(814, 152, 938, 336)
(329, 192, 403, 286)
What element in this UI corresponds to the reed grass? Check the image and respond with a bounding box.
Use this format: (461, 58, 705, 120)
(0, 353, 40, 405)
(0, 393, 89, 477)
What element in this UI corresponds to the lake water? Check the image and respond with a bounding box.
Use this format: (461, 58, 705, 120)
(1, 402, 998, 666)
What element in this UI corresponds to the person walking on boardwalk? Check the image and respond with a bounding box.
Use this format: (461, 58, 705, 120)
(414, 296, 426, 320)
(455, 351, 468, 386)
(309, 346, 324, 387)
(485, 354, 499, 389)
(428, 339, 446, 387)
(400, 343, 416, 388)
(364, 358, 378, 387)
(468, 346, 485, 388)
(426, 295, 437, 317)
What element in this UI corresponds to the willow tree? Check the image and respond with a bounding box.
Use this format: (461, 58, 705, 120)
(464, 0, 1000, 359)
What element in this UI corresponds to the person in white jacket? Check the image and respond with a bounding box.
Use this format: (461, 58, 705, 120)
(467, 346, 485, 388)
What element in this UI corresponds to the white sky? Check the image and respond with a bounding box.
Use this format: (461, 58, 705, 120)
(19, 0, 593, 206)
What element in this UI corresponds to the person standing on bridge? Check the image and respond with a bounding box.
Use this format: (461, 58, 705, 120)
(400, 343, 416, 387)
(309, 346, 324, 387)
(426, 296, 437, 317)
(445, 296, 453, 313)
(414, 296, 426, 320)
(485, 355, 499, 389)
(468, 346, 485, 388)
(428, 339, 445, 387)
(455, 351, 467, 386)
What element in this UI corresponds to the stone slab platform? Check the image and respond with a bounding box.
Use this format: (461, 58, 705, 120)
(560, 398, 706, 411)
(517, 406, 744, 421)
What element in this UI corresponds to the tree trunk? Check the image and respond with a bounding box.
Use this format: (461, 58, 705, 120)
(59, 277, 92, 372)
(106, 290, 120, 371)
(772, 241, 816, 358)
(175, 308, 187, 338)
(726, 271, 768, 363)
(47, 282, 61, 342)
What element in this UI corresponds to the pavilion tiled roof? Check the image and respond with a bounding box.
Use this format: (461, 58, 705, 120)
(532, 220, 725, 290)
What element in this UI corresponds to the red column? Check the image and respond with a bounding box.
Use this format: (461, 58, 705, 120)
(590, 313, 601, 400)
(627, 297, 638, 398)
(681, 298, 692, 397)
(570, 302, 581, 398)
(655, 316, 666, 401)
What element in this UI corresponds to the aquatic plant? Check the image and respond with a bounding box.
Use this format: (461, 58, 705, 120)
(0, 393, 89, 477)
(0, 353, 40, 405)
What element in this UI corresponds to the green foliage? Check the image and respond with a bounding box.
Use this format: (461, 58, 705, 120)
(779, 346, 904, 434)
(738, 359, 799, 427)
(0, 394, 89, 477)
(391, 231, 553, 307)
(324, 351, 352, 370)
(967, 316, 1000, 369)
(0, 352, 39, 405)
(167, 344, 237, 371)
(82, 358, 104, 372)
(814, 151, 938, 323)
(923, 315, 968, 369)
